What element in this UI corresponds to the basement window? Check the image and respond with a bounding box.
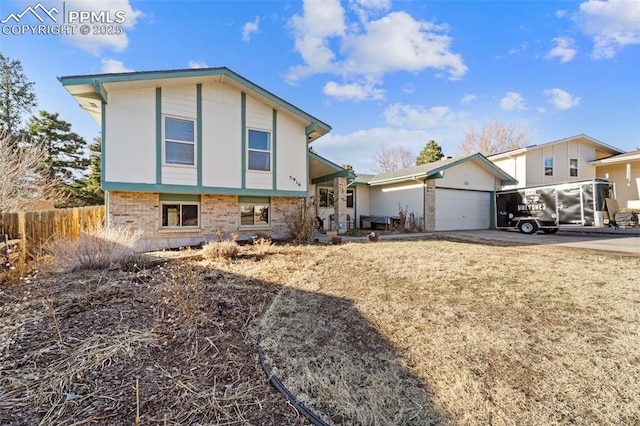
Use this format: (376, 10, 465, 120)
(160, 194, 200, 228)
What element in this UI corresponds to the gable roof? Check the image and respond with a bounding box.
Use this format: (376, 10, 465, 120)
(309, 151, 356, 184)
(58, 67, 331, 142)
(367, 153, 516, 186)
(589, 149, 640, 165)
(488, 134, 624, 160)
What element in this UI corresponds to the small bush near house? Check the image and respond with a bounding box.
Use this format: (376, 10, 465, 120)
(44, 224, 143, 271)
(284, 199, 315, 243)
(202, 240, 239, 260)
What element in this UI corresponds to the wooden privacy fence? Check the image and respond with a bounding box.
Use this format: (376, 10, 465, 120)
(0, 205, 105, 260)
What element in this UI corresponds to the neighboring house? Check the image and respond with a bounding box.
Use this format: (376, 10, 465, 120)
(488, 135, 624, 189)
(590, 150, 640, 209)
(351, 153, 515, 231)
(59, 67, 352, 250)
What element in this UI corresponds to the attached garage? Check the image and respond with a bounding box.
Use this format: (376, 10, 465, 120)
(435, 189, 491, 230)
(357, 153, 516, 232)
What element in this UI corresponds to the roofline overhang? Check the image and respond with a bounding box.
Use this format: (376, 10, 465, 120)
(59, 67, 331, 141)
(309, 151, 356, 184)
(589, 153, 640, 165)
(488, 134, 625, 160)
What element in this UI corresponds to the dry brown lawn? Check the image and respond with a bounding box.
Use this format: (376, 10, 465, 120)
(257, 238, 640, 425)
(1, 236, 638, 425)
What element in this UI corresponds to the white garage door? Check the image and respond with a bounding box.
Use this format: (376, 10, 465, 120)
(435, 189, 491, 231)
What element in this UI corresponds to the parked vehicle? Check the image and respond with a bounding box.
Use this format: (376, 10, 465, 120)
(495, 178, 615, 234)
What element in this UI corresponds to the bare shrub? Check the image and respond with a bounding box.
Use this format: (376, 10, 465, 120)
(397, 204, 407, 232)
(44, 224, 143, 271)
(202, 240, 239, 261)
(408, 212, 423, 232)
(284, 198, 315, 243)
(0, 131, 65, 212)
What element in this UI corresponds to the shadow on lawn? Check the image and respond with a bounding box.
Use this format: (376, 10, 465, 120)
(1, 253, 450, 425)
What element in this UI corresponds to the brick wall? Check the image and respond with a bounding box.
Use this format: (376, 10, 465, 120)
(107, 191, 300, 250)
(424, 180, 436, 231)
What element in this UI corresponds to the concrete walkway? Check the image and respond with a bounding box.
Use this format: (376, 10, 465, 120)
(317, 228, 640, 256)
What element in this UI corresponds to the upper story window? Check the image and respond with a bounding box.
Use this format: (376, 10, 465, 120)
(544, 156, 554, 176)
(248, 129, 271, 172)
(165, 117, 195, 166)
(569, 158, 578, 177)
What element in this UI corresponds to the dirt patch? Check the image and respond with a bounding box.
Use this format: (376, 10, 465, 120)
(0, 255, 297, 425)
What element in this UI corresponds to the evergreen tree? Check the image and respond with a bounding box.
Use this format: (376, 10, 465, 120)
(0, 54, 37, 142)
(27, 110, 89, 182)
(79, 137, 104, 205)
(416, 140, 444, 165)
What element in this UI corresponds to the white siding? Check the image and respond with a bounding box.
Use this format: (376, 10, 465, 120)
(162, 85, 197, 186)
(276, 112, 307, 191)
(438, 161, 499, 191)
(369, 184, 423, 218)
(105, 88, 156, 184)
(201, 83, 242, 188)
(245, 95, 273, 190)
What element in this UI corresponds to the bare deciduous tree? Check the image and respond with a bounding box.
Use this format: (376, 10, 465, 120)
(0, 132, 63, 212)
(457, 119, 530, 156)
(372, 142, 415, 173)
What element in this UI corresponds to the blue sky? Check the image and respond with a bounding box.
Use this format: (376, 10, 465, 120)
(1, 0, 639, 174)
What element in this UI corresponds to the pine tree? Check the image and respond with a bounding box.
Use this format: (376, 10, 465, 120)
(0, 54, 37, 144)
(27, 110, 89, 182)
(80, 137, 104, 205)
(416, 140, 444, 165)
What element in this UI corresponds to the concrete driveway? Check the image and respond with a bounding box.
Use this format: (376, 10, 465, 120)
(441, 229, 640, 255)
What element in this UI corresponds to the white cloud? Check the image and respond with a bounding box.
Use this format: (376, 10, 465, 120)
(242, 16, 260, 42)
(545, 37, 577, 63)
(287, 1, 467, 88)
(287, 0, 346, 81)
(323, 81, 385, 101)
(188, 60, 208, 69)
(349, 0, 392, 22)
(100, 58, 133, 73)
(576, 0, 640, 59)
(543, 88, 581, 109)
(63, 0, 144, 55)
(384, 103, 458, 129)
(461, 94, 477, 105)
(342, 11, 467, 80)
(556, 10, 568, 18)
(500, 92, 526, 111)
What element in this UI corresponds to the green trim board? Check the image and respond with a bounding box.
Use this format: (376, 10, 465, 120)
(58, 67, 331, 139)
(159, 193, 201, 202)
(311, 170, 354, 185)
(101, 101, 106, 186)
(239, 196, 270, 203)
(102, 181, 308, 198)
(272, 109, 277, 190)
(241, 92, 246, 189)
(196, 84, 203, 187)
(155, 87, 162, 184)
(93, 80, 108, 103)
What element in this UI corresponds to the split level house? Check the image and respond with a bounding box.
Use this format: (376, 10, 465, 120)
(487, 135, 640, 209)
(59, 67, 353, 251)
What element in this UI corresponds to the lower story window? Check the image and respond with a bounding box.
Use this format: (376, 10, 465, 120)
(239, 196, 270, 226)
(160, 194, 200, 228)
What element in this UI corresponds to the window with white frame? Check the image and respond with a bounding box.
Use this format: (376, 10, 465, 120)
(544, 156, 554, 176)
(239, 197, 270, 227)
(569, 158, 578, 177)
(165, 117, 195, 165)
(161, 202, 199, 227)
(248, 130, 271, 171)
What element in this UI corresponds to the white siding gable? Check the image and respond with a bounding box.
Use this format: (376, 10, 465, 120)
(162, 85, 197, 186)
(105, 88, 156, 184)
(276, 112, 307, 191)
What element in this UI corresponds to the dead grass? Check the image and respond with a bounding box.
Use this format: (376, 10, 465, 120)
(257, 239, 640, 425)
(43, 224, 143, 271)
(3, 236, 639, 425)
(201, 239, 239, 261)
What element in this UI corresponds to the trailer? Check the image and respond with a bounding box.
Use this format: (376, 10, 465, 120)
(495, 178, 615, 234)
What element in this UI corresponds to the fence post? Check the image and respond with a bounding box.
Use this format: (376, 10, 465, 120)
(18, 212, 26, 262)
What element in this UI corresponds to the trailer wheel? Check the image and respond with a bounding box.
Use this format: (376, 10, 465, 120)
(519, 221, 538, 234)
(542, 228, 559, 234)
